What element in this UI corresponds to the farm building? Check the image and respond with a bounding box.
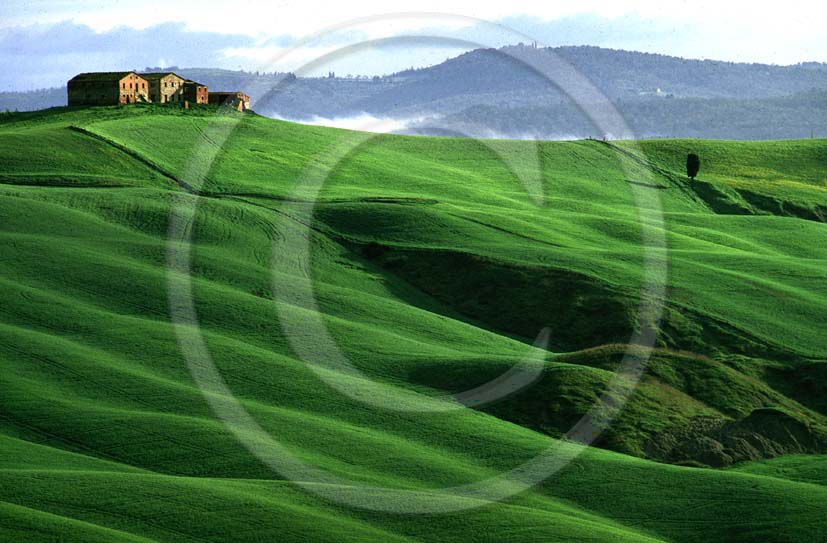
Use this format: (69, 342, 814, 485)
(141, 72, 187, 104)
(208, 91, 251, 111)
(67, 71, 243, 110)
(182, 80, 209, 105)
(68, 72, 149, 106)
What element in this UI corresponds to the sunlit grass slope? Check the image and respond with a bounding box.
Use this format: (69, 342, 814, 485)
(732, 454, 827, 486)
(1, 105, 825, 542)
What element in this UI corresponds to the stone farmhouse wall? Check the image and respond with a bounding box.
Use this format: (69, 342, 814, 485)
(68, 72, 149, 106)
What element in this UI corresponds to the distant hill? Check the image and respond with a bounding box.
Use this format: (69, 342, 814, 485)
(255, 45, 827, 121)
(5, 45, 827, 139)
(0, 87, 66, 112)
(407, 89, 827, 140)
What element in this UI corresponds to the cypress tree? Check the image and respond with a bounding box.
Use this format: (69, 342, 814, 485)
(687, 153, 701, 180)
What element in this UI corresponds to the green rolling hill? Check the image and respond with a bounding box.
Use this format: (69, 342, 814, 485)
(1, 104, 825, 542)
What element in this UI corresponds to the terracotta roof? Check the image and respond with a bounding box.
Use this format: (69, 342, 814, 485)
(68, 72, 140, 82)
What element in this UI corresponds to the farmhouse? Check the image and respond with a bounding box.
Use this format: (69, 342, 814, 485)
(67, 72, 149, 106)
(141, 72, 187, 104)
(208, 91, 251, 111)
(67, 71, 244, 110)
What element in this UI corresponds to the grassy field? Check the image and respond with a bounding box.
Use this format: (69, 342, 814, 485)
(1, 104, 825, 542)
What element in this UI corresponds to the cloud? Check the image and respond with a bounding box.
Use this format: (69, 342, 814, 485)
(2, 7, 826, 91)
(272, 112, 425, 134)
(0, 19, 436, 90)
(0, 21, 272, 90)
(0, 19, 477, 89)
(492, 13, 685, 51)
(269, 111, 583, 140)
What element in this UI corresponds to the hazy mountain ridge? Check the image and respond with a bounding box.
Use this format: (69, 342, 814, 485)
(410, 89, 827, 140)
(386, 45, 827, 101)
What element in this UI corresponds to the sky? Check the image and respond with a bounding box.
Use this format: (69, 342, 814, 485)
(2, 0, 826, 91)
